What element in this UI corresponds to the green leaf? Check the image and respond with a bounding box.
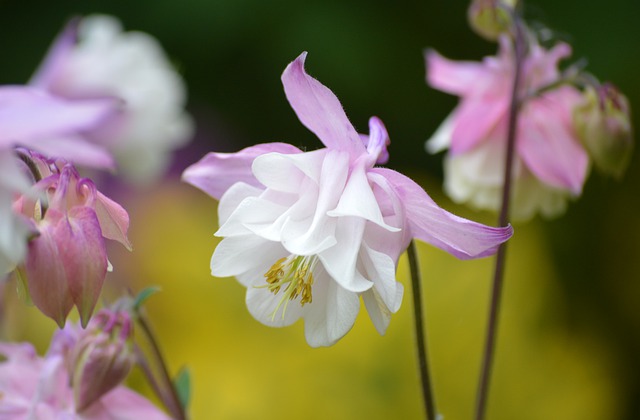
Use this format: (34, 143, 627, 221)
(133, 286, 162, 311)
(174, 366, 191, 410)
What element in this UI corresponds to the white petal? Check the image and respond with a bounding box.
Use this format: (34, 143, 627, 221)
(282, 149, 348, 255)
(318, 217, 373, 293)
(210, 235, 283, 279)
(217, 195, 289, 238)
(245, 276, 305, 328)
(252, 149, 326, 191)
(360, 244, 402, 312)
(303, 265, 360, 347)
(217, 182, 264, 226)
(328, 162, 399, 232)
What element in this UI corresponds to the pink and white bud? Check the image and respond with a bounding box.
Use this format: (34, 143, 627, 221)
(69, 309, 136, 412)
(574, 84, 633, 178)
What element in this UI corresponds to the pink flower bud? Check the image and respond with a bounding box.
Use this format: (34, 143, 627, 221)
(468, 0, 515, 41)
(574, 84, 633, 178)
(70, 309, 136, 412)
(16, 161, 130, 327)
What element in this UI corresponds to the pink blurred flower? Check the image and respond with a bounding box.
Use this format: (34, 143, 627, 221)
(0, 335, 169, 419)
(426, 38, 587, 220)
(32, 14, 194, 185)
(13, 155, 131, 327)
(0, 87, 117, 275)
(184, 53, 513, 347)
(69, 309, 136, 412)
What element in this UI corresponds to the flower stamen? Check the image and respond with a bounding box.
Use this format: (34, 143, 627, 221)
(261, 255, 317, 320)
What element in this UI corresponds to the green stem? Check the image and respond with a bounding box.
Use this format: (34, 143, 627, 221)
(136, 312, 187, 420)
(474, 14, 526, 420)
(408, 240, 437, 419)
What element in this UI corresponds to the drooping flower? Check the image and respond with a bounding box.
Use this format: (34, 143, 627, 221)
(183, 53, 513, 347)
(0, 335, 169, 419)
(32, 14, 194, 184)
(0, 86, 117, 276)
(13, 154, 131, 327)
(425, 37, 587, 221)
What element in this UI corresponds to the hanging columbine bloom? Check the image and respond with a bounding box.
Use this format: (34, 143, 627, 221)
(13, 154, 131, 327)
(31, 14, 193, 184)
(183, 53, 513, 347)
(426, 37, 587, 221)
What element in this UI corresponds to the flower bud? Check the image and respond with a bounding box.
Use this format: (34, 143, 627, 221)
(20, 165, 108, 327)
(574, 84, 633, 178)
(70, 309, 135, 412)
(468, 0, 515, 41)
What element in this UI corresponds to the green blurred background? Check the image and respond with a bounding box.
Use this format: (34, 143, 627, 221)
(1, 0, 639, 419)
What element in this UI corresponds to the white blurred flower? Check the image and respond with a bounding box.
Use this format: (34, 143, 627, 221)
(32, 15, 194, 184)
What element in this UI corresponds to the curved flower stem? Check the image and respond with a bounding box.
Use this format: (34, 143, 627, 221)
(136, 311, 187, 420)
(408, 240, 437, 419)
(474, 13, 526, 420)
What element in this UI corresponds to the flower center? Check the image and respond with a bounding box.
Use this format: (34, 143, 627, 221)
(262, 255, 318, 320)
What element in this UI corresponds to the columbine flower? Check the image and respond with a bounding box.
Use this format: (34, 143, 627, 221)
(0, 86, 117, 275)
(31, 14, 194, 184)
(426, 37, 587, 221)
(0, 337, 169, 419)
(13, 154, 131, 327)
(69, 309, 136, 412)
(183, 53, 513, 347)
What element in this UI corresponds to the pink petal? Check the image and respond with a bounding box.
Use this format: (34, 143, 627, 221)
(24, 134, 114, 169)
(362, 116, 390, 165)
(449, 97, 508, 154)
(0, 87, 116, 147)
(62, 207, 109, 327)
(517, 90, 588, 194)
(95, 191, 132, 250)
(182, 142, 301, 200)
(426, 49, 490, 96)
(282, 52, 365, 158)
(81, 387, 172, 420)
(25, 210, 74, 327)
(374, 168, 513, 259)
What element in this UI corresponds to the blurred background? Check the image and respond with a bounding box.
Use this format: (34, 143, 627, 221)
(1, 0, 639, 419)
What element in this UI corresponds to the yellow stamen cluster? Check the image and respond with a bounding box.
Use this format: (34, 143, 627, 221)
(262, 255, 317, 319)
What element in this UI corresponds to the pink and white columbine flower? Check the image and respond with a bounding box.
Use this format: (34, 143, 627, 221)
(0, 336, 169, 419)
(13, 154, 131, 327)
(31, 14, 193, 184)
(183, 53, 513, 347)
(426, 37, 587, 220)
(0, 86, 117, 276)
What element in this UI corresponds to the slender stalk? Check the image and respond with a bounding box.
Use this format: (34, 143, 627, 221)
(408, 240, 437, 420)
(474, 15, 526, 420)
(134, 345, 170, 404)
(137, 312, 187, 420)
